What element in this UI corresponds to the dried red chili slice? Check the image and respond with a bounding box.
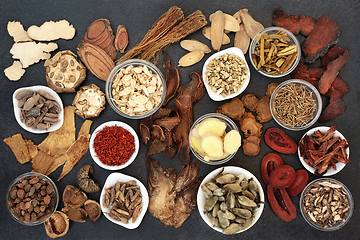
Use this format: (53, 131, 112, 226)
(264, 127, 297, 154)
(269, 165, 295, 188)
(261, 153, 283, 185)
(267, 185, 297, 222)
(286, 169, 309, 197)
(302, 14, 339, 63)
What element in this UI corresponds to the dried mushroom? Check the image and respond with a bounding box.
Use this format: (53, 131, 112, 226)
(84, 200, 101, 223)
(77, 164, 100, 193)
(44, 211, 69, 238)
(45, 50, 86, 93)
(73, 84, 105, 119)
(61, 206, 88, 222)
(63, 185, 88, 208)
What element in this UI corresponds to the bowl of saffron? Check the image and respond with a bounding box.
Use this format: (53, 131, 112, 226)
(89, 121, 139, 170)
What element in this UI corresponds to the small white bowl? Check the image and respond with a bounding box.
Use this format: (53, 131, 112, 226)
(197, 166, 264, 234)
(89, 121, 139, 170)
(202, 47, 251, 101)
(12, 85, 64, 134)
(298, 126, 349, 176)
(100, 172, 149, 229)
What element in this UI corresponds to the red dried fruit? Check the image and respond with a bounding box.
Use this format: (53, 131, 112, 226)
(261, 153, 283, 185)
(286, 169, 309, 197)
(321, 45, 346, 68)
(319, 90, 346, 123)
(264, 127, 297, 154)
(302, 14, 340, 63)
(267, 185, 297, 222)
(318, 49, 349, 95)
(269, 165, 296, 188)
(272, 8, 316, 36)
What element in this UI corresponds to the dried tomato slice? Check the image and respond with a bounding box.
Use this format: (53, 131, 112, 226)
(264, 127, 297, 154)
(261, 153, 283, 185)
(269, 165, 295, 188)
(286, 169, 309, 197)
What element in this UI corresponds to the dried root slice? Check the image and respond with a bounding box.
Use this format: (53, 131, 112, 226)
(234, 23, 250, 54)
(44, 211, 69, 238)
(223, 130, 241, 154)
(178, 50, 204, 67)
(114, 25, 128, 53)
(72, 84, 106, 119)
(210, 10, 225, 51)
(27, 20, 75, 41)
(201, 133, 224, 159)
(202, 26, 230, 45)
(180, 39, 211, 53)
(4, 61, 25, 81)
(238, 9, 264, 39)
(224, 13, 241, 32)
(45, 50, 86, 93)
(217, 97, 245, 121)
(77, 40, 115, 81)
(196, 118, 227, 137)
(7, 21, 32, 42)
(190, 134, 205, 155)
(10, 42, 58, 68)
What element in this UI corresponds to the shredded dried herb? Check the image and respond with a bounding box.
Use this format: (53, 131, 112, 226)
(273, 83, 316, 128)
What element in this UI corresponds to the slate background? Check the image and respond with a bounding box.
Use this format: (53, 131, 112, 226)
(0, 0, 359, 239)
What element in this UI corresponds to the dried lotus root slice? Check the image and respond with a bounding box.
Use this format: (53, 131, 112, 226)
(45, 50, 86, 93)
(73, 84, 106, 119)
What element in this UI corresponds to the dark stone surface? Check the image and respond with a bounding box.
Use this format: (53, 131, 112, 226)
(0, 0, 359, 239)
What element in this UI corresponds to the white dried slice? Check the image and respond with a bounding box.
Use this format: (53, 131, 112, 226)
(4, 61, 25, 81)
(73, 84, 105, 119)
(7, 21, 32, 42)
(180, 39, 211, 53)
(27, 20, 76, 41)
(134, 95, 148, 105)
(234, 23, 250, 54)
(178, 50, 205, 67)
(10, 42, 58, 68)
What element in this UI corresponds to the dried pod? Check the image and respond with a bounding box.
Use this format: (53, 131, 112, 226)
(44, 211, 69, 238)
(178, 50, 204, 67)
(63, 185, 88, 208)
(84, 199, 101, 223)
(44, 50, 86, 93)
(114, 25, 128, 53)
(72, 84, 106, 119)
(77, 164, 100, 193)
(61, 206, 88, 222)
(77, 40, 115, 81)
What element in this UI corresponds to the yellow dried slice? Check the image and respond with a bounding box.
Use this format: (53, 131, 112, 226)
(178, 50, 204, 67)
(202, 26, 230, 45)
(223, 130, 241, 154)
(180, 39, 211, 53)
(201, 133, 224, 158)
(223, 14, 241, 32)
(234, 23, 250, 54)
(210, 10, 225, 51)
(239, 9, 264, 39)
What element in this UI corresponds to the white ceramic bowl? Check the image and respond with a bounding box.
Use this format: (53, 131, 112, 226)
(89, 121, 139, 170)
(100, 172, 149, 229)
(197, 166, 264, 234)
(202, 47, 251, 101)
(12, 85, 64, 134)
(298, 126, 349, 176)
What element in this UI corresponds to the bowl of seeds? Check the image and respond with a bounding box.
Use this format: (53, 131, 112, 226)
(270, 79, 322, 131)
(249, 27, 301, 78)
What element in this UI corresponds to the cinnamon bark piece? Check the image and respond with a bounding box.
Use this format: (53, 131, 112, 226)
(3, 133, 32, 164)
(318, 49, 349, 94)
(302, 14, 339, 63)
(272, 8, 316, 36)
(318, 90, 346, 123)
(77, 41, 115, 81)
(114, 25, 128, 53)
(162, 51, 180, 106)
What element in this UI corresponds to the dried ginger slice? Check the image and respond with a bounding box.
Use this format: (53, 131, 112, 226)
(4, 61, 25, 81)
(27, 19, 76, 41)
(3, 133, 31, 164)
(7, 21, 32, 42)
(10, 42, 58, 68)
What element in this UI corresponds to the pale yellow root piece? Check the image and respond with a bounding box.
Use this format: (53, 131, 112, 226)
(10, 42, 58, 68)
(45, 154, 69, 176)
(201, 133, 224, 159)
(223, 130, 242, 154)
(234, 23, 250, 54)
(4, 61, 25, 81)
(7, 21, 32, 42)
(180, 39, 211, 53)
(190, 133, 205, 155)
(210, 10, 225, 51)
(239, 9, 264, 39)
(223, 14, 241, 32)
(233, 11, 242, 24)
(78, 119, 93, 139)
(202, 26, 230, 45)
(27, 19, 76, 41)
(178, 50, 204, 67)
(197, 118, 227, 137)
